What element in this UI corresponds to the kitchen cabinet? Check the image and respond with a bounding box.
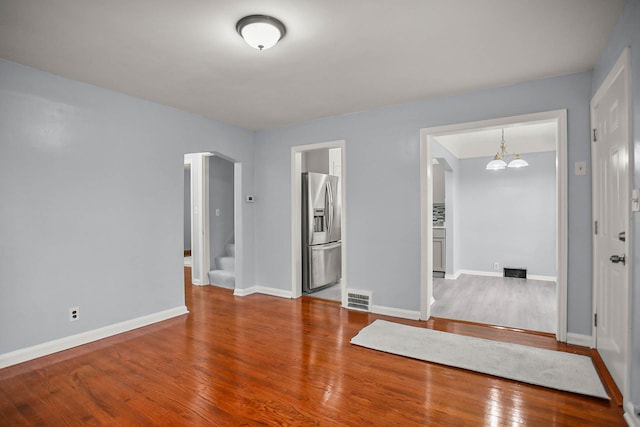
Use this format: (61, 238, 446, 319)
(433, 228, 446, 273)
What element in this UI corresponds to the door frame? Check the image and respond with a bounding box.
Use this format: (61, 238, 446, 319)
(185, 152, 243, 289)
(291, 140, 347, 303)
(419, 109, 568, 342)
(590, 47, 632, 403)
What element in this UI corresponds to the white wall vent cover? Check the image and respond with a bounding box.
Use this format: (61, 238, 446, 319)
(346, 289, 372, 312)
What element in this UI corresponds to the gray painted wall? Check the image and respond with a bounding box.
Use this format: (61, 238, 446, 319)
(458, 151, 556, 276)
(0, 59, 256, 354)
(255, 71, 592, 333)
(184, 168, 191, 251)
(591, 0, 640, 409)
(209, 156, 234, 263)
(432, 163, 445, 204)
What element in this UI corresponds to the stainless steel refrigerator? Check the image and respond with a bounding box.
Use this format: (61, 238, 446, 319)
(302, 172, 342, 293)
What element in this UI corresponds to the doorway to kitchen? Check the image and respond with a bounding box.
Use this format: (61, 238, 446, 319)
(291, 140, 347, 305)
(419, 110, 568, 341)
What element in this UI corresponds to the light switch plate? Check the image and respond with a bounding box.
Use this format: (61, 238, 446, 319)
(632, 189, 640, 212)
(575, 161, 587, 176)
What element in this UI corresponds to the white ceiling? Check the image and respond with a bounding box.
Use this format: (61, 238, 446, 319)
(0, 0, 625, 130)
(435, 121, 557, 159)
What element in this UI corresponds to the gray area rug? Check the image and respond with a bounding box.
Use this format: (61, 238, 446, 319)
(350, 320, 608, 399)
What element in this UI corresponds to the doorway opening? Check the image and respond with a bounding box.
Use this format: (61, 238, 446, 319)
(184, 152, 243, 292)
(419, 110, 568, 341)
(291, 140, 347, 304)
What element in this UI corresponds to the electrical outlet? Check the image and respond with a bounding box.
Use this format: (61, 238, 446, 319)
(493, 262, 500, 271)
(69, 307, 79, 322)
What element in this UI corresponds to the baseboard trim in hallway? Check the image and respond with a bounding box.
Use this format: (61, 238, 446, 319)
(234, 286, 293, 299)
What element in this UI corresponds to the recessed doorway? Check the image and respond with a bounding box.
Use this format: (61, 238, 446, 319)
(291, 140, 347, 305)
(184, 152, 243, 292)
(419, 110, 568, 341)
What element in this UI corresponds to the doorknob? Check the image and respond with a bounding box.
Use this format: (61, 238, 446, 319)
(610, 254, 626, 265)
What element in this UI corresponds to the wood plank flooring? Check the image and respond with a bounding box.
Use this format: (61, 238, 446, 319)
(432, 274, 557, 333)
(0, 267, 625, 426)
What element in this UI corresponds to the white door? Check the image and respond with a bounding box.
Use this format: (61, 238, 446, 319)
(591, 49, 630, 392)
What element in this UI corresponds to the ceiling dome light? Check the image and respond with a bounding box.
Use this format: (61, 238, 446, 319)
(236, 15, 286, 50)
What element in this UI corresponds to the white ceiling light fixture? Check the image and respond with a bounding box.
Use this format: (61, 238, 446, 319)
(485, 129, 529, 170)
(236, 15, 286, 51)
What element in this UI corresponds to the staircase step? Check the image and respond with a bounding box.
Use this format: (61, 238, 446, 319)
(208, 270, 235, 290)
(216, 256, 235, 271)
(226, 243, 235, 257)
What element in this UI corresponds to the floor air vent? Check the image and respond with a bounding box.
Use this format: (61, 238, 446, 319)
(504, 267, 527, 279)
(346, 289, 372, 312)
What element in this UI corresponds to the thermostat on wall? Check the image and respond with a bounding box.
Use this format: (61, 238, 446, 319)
(246, 195, 255, 203)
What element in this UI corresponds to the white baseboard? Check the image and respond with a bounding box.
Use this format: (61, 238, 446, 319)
(459, 270, 501, 278)
(444, 271, 462, 280)
(0, 306, 189, 369)
(458, 270, 556, 282)
(528, 275, 557, 282)
(566, 332, 593, 348)
(234, 286, 293, 299)
(624, 402, 640, 427)
(371, 305, 421, 320)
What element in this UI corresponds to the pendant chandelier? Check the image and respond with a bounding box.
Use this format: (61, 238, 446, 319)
(485, 129, 529, 170)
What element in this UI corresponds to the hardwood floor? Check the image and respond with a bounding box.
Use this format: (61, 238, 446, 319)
(0, 267, 625, 426)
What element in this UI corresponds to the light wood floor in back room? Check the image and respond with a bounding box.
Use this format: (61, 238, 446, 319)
(431, 274, 557, 333)
(0, 267, 625, 426)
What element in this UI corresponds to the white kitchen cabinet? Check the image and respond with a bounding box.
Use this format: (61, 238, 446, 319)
(433, 228, 446, 273)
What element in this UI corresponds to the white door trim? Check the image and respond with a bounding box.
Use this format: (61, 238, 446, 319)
(419, 109, 568, 342)
(291, 140, 347, 304)
(590, 47, 632, 403)
(184, 158, 194, 263)
(202, 153, 212, 283)
(184, 152, 242, 290)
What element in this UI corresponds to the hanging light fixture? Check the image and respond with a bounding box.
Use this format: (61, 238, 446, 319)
(485, 129, 529, 170)
(236, 15, 286, 50)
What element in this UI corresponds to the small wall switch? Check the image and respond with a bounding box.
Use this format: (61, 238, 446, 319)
(632, 189, 640, 212)
(575, 161, 587, 176)
(246, 195, 255, 203)
(215, 209, 220, 216)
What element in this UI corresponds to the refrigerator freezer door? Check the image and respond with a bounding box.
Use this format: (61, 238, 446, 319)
(304, 172, 329, 245)
(304, 242, 342, 292)
(303, 172, 341, 245)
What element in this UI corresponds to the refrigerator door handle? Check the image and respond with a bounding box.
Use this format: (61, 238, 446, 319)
(314, 241, 341, 251)
(307, 188, 314, 242)
(327, 182, 333, 238)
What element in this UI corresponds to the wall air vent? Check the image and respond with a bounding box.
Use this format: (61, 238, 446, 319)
(346, 289, 372, 312)
(504, 267, 527, 279)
